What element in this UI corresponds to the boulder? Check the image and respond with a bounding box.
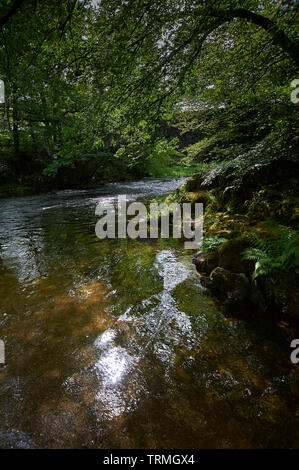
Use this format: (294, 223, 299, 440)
(201, 267, 250, 302)
(250, 281, 267, 312)
(200, 267, 267, 318)
(184, 174, 205, 192)
(192, 250, 219, 275)
(193, 236, 254, 277)
(217, 237, 253, 276)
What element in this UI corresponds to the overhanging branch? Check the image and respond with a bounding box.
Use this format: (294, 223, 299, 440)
(0, 0, 25, 29)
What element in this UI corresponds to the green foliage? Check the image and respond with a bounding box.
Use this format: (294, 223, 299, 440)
(112, 136, 186, 177)
(182, 136, 219, 164)
(200, 132, 299, 191)
(242, 220, 299, 297)
(160, 164, 204, 178)
(201, 236, 228, 252)
(146, 138, 182, 177)
(0, 0, 298, 188)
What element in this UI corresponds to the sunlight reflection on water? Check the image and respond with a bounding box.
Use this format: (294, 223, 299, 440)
(94, 347, 136, 386)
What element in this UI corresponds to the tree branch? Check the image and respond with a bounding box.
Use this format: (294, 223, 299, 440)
(207, 8, 299, 67)
(0, 0, 25, 29)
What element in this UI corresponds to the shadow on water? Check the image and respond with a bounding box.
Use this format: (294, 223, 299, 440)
(0, 178, 298, 448)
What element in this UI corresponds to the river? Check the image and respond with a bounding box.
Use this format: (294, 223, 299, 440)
(0, 178, 297, 448)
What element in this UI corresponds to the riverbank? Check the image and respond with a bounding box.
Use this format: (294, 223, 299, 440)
(167, 153, 299, 328)
(0, 161, 201, 199)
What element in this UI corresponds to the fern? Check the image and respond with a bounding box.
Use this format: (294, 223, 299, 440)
(242, 220, 299, 286)
(201, 235, 228, 252)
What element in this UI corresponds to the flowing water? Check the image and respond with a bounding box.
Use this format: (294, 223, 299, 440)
(0, 178, 298, 449)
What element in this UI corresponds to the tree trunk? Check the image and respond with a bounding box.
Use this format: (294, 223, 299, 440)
(12, 97, 19, 156)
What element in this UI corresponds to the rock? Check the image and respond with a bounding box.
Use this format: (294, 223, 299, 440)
(217, 237, 254, 276)
(192, 250, 219, 275)
(202, 267, 251, 303)
(193, 236, 254, 277)
(200, 267, 268, 318)
(282, 272, 299, 321)
(199, 274, 213, 290)
(184, 174, 205, 192)
(250, 281, 267, 312)
(170, 188, 212, 207)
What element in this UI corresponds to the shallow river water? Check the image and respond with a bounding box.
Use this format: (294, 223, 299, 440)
(0, 178, 298, 448)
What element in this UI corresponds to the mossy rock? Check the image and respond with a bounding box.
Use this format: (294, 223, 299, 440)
(201, 267, 251, 302)
(192, 250, 219, 275)
(193, 236, 254, 277)
(181, 190, 211, 205)
(167, 187, 213, 208)
(217, 237, 254, 276)
(244, 188, 299, 225)
(183, 173, 204, 192)
(205, 213, 250, 239)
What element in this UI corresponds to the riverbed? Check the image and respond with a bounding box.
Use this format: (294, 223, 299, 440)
(0, 178, 298, 448)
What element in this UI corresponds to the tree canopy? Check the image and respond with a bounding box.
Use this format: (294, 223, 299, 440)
(0, 0, 298, 182)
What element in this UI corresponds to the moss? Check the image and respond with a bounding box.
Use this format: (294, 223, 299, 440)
(217, 237, 254, 276)
(183, 173, 204, 192)
(244, 187, 299, 225)
(177, 162, 299, 324)
(181, 190, 212, 205)
(194, 236, 255, 278)
(204, 212, 251, 239)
